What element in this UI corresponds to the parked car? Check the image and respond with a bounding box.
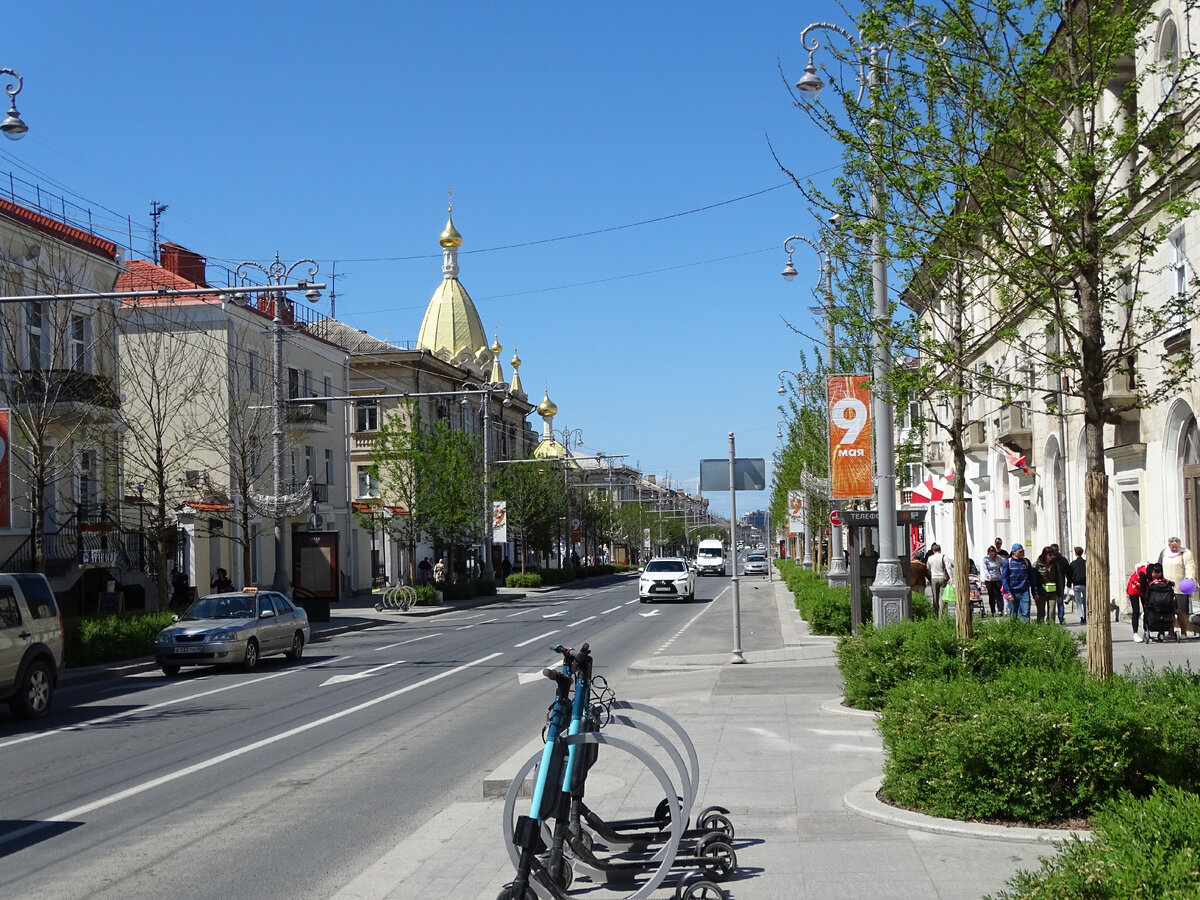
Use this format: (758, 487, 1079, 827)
(0, 573, 64, 719)
(638, 557, 696, 603)
(743, 552, 769, 576)
(155, 589, 310, 675)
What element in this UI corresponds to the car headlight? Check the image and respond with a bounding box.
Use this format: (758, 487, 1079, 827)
(209, 629, 242, 642)
(155, 632, 172, 645)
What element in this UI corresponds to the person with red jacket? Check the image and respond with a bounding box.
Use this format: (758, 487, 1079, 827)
(1126, 561, 1150, 643)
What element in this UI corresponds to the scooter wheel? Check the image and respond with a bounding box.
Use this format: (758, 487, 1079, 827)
(654, 795, 685, 825)
(563, 829, 594, 859)
(537, 854, 573, 890)
(695, 833, 737, 881)
(696, 810, 735, 840)
(680, 879, 726, 900)
(495, 883, 536, 900)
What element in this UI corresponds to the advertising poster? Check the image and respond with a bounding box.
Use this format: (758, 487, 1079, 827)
(492, 501, 507, 543)
(827, 375, 874, 499)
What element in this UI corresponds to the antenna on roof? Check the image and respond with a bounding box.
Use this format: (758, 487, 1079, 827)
(328, 261, 350, 320)
(150, 201, 168, 264)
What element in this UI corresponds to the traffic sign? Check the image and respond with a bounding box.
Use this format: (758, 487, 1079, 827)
(829, 509, 843, 527)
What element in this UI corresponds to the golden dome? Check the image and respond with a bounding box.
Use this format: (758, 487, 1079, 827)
(439, 207, 463, 248)
(537, 389, 558, 417)
(511, 348, 522, 369)
(491, 333, 502, 355)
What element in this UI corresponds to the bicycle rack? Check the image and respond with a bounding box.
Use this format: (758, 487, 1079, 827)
(373, 584, 416, 612)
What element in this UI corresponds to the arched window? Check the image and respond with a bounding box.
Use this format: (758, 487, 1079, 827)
(1159, 16, 1180, 104)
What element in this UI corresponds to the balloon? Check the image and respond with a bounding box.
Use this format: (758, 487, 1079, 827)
(1180, 578, 1197, 595)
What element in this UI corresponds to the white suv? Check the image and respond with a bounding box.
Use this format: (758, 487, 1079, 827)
(639, 557, 696, 603)
(0, 573, 65, 719)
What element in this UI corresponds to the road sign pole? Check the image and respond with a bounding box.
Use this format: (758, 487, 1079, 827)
(728, 432, 745, 664)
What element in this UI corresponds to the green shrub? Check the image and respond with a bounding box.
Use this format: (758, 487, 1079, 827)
(988, 781, 1200, 899)
(506, 571, 543, 588)
(412, 585, 440, 606)
(473, 577, 497, 596)
(878, 665, 1200, 824)
(532, 567, 576, 586)
(64, 610, 176, 667)
(837, 615, 1083, 711)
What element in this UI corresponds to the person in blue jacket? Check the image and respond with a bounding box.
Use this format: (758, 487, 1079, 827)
(1000, 543, 1039, 621)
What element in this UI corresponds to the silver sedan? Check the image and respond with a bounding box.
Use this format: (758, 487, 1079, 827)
(155, 590, 309, 675)
(743, 552, 769, 576)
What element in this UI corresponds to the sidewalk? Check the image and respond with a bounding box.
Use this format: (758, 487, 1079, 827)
(330, 580, 1092, 900)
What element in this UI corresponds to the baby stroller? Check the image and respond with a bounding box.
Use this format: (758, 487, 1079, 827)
(969, 574, 985, 617)
(1143, 579, 1179, 642)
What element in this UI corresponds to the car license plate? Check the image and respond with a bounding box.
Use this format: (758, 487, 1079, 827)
(176, 646, 203, 653)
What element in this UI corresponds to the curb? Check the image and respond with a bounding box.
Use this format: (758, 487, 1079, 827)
(843, 776, 1093, 845)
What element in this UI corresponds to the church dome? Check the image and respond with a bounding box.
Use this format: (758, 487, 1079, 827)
(416, 204, 487, 358)
(536, 389, 558, 418)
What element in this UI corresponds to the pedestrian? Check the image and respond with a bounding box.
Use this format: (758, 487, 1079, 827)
(1126, 560, 1150, 642)
(1001, 543, 1036, 621)
(994, 537, 1010, 560)
(210, 567, 233, 593)
(1157, 536, 1196, 638)
(433, 558, 446, 583)
(501, 557, 513, 579)
(926, 543, 952, 617)
(909, 552, 929, 608)
(1033, 547, 1062, 624)
(1068, 546, 1087, 624)
(170, 566, 190, 607)
(981, 545, 1004, 617)
(1050, 544, 1072, 624)
(417, 557, 432, 585)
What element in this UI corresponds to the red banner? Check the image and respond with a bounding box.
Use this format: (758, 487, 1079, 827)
(827, 375, 873, 499)
(0, 410, 9, 528)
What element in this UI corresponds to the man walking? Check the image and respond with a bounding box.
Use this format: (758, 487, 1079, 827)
(926, 544, 952, 617)
(1069, 546, 1087, 625)
(1001, 543, 1037, 621)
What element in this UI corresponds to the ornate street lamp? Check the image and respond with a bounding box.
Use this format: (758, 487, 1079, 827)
(461, 379, 512, 579)
(235, 253, 321, 593)
(1, 69, 28, 140)
(792, 20, 913, 620)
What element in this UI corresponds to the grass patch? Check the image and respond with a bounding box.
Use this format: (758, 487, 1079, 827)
(64, 610, 176, 667)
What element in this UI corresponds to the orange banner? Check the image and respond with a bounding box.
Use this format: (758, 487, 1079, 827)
(827, 375, 873, 499)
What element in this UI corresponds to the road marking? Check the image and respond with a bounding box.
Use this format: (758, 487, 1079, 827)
(567, 616, 596, 627)
(542, 610, 566, 619)
(507, 609, 533, 617)
(436, 612, 483, 624)
(513, 630, 559, 648)
(600, 606, 622, 614)
(0, 657, 343, 751)
(639, 609, 662, 618)
(624, 599, 640, 606)
(456, 617, 499, 630)
(320, 660, 406, 686)
(655, 601, 718, 653)
(0, 652, 505, 848)
(374, 634, 440, 651)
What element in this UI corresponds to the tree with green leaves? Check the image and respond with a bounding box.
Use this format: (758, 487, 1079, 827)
(415, 418, 485, 574)
(493, 460, 566, 572)
(361, 401, 425, 583)
(786, 0, 1200, 674)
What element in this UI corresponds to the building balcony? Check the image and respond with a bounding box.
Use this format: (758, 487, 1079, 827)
(964, 419, 989, 456)
(10, 369, 119, 415)
(924, 440, 947, 467)
(285, 401, 328, 429)
(995, 405, 1032, 452)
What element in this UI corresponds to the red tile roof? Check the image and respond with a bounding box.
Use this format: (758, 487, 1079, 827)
(115, 259, 223, 303)
(0, 197, 119, 259)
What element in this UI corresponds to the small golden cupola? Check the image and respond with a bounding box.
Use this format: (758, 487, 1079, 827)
(488, 333, 505, 384)
(510, 348, 524, 395)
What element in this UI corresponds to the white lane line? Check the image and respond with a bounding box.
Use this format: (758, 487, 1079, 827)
(567, 616, 596, 627)
(655, 602, 717, 654)
(600, 606, 622, 615)
(374, 634, 441, 652)
(623, 599, 640, 606)
(0, 652, 505, 847)
(320, 660, 407, 687)
(507, 609, 533, 618)
(0, 656, 348, 751)
(542, 610, 566, 619)
(436, 612, 484, 624)
(514, 630, 559, 648)
(457, 617, 499, 631)
(518, 658, 563, 685)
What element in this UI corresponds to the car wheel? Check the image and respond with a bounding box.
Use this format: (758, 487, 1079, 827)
(286, 632, 305, 660)
(10, 659, 53, 719)
(242, 638, 260, 671)
(161, 664, 181, 677)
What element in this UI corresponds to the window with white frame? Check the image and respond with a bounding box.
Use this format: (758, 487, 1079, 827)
(356, 466, 380, 498)
(69, 314, 90, 371)
(26, 301, 43, 369)
(250, 447, 261, 480)
(355, 399, 379, 432)
(322, 375, 332, 412)
(304, 445, 313, 479)
(324, 448, 334, 485)
(248, 350, 260, 392)
(1168, 228, 1188, 331)
(78, 449, 99, 521)
(1160, 16, 1180, 105)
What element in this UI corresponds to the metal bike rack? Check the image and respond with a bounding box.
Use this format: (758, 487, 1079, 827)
(373, 584, 416, 612)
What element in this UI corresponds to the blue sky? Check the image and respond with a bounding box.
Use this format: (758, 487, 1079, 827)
(2, 1, 854, 519)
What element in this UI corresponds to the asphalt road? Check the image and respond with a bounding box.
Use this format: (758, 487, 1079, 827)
(0, 571, 780, 900)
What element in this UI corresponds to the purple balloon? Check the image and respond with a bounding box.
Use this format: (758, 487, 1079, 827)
(1181, 578, 1197, 595)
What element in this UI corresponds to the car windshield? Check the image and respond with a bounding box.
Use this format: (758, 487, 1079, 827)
(748, 554, 766, 562)
(182, 595, 255, 620)
(646, 560, 685, 573)
(697, 548, 721, 558)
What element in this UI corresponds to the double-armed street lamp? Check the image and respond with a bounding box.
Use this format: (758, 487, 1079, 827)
(780, 228, 848, 586)
(233, 254, 323, 593)
(554, 427, 584, 565)
(792, 20, 911, 619)
(1, 69, 28, 140)
(461, 379, 512, 579)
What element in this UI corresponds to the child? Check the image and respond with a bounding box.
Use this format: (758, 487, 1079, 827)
(1126, 561, 1149, 642)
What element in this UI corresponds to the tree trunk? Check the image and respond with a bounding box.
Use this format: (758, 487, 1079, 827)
(1084, 470, 1113, 677)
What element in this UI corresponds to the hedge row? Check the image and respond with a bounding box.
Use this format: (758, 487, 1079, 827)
(64, 611, 175, 667)
(776, 559, 931, 635)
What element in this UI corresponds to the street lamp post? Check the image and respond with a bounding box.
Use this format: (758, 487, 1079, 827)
(0, 69, 29, 140)
(234, 254, 322, 594)
(461, 379, 512, 580)
(781, 229, 849, 587)
(777, 369, 814, 570)
(555, 427, 584, 567)
(793, 21, 910, 621)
